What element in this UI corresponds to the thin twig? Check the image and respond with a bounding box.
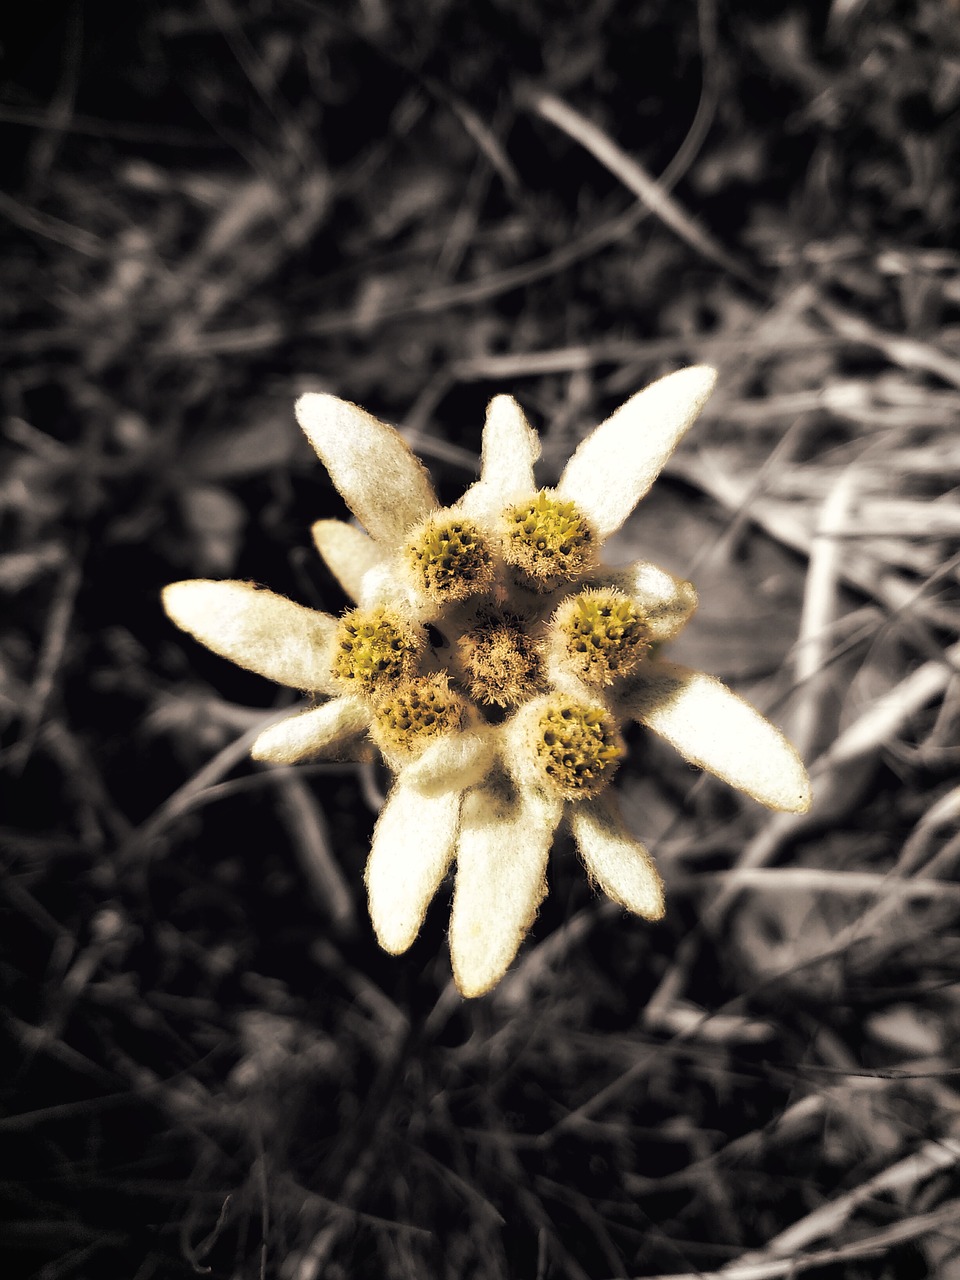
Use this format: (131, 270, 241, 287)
(518, 85, 765, 291)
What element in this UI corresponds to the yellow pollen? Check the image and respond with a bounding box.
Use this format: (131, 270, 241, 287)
(404, 515, 494, 603)
(331, 606, 422, 694)
(371, 674, 468, 756)
(502, 490, 594, 590)
(552, 590, 651, 685)
(531, 698, 623, 799)
(456, 608, 543, 708)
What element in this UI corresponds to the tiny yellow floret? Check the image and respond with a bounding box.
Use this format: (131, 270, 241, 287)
(332, 606, 422, 694)
(404, 515, 494, 604)
(502, 490, 594, 590)
(531, 697, 624, 799)
(551, 589, 651, 686)
(456, 608, 543, 708)
(371, 673, 469, 757)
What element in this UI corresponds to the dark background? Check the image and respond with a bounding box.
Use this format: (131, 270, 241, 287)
(2, 2, 960, 1277)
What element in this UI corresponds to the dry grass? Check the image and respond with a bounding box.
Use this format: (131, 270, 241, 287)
(2, 1, 960, 1277)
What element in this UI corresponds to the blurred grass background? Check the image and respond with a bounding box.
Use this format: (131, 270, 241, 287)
(2, 1, 960, 1277)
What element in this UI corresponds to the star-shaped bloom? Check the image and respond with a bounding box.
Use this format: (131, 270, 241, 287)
(163, 368, 811, 998)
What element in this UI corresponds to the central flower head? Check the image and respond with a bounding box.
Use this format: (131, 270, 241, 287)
(455, 607, 542, 708)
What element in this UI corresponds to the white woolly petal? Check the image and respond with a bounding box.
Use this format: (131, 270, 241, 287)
(365, 781, 460, 954)
(398, 731, 496, 795)
(162, 580, 337, 691)
(311, 520, 388, 603)
(557, 367, 717, 540)
(296, 393, 437, 543)
(571, 792, 664, 920)
(498, 696, 550, 792)
(585, 560, 698, 642)
(354, 560, 419, 613)
(458, 395, 540, 520)
(622, 661, 812, 813)
(250, 696, 370, 764)
(449, 783, 562, 998)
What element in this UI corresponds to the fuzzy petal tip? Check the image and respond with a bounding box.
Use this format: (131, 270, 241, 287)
(366, 782, 461, 954)
(557, 366, 717, 541)
(163, 579, 337, 692)
(624, 662, 812, 814)
(449, 783, 563, 998)
(296, 393, 437, 544)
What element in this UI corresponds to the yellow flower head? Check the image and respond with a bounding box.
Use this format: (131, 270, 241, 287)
(525, 695, 624, 800)
(162, 368, 811, 998)
(501, 490, 595, 590)
(548, 588, 652, 687)
(331, 606, 423, 693)
(403, 514, 495, 604)
(371, 674, 469, 760)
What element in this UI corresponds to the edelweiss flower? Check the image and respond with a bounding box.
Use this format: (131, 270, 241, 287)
(163, 369, 811, 998)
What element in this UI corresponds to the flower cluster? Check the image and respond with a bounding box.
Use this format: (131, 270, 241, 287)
(163, 369, 811, 997)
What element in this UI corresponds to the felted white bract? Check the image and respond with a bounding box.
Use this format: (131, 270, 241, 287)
(163, 368, 811, 998)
